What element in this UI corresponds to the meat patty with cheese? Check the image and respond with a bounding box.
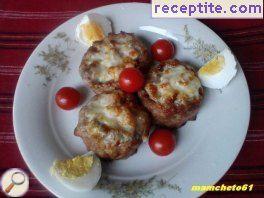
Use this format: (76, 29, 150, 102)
(138, 59, 204, 128)
(74, 91, 151, 159)
(79, 32, 150, 93)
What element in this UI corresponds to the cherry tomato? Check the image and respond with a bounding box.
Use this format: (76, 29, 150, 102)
(151, 39, 175, 61)
(55, 87, 81, 110)
(149, 129, 176, 156)
(119, 68, 144, 93)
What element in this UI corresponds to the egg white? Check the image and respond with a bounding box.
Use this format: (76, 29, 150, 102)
(198, 48, 237, 89)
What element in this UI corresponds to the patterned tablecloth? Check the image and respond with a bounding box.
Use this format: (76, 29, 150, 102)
(0, 0, 264, 197)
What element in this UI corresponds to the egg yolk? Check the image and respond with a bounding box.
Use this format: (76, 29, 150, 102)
(81, 21, 105, 43)
(52, 155, 94, 179)
(199, 55, 225, 75)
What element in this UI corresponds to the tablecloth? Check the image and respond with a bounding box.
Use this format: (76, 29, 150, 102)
(0, 0, 264, 197)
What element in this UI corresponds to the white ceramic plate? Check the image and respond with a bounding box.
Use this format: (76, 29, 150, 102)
(13, 3, 250, 198)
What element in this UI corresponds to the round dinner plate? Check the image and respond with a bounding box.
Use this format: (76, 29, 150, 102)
(13, 3, 250, 198)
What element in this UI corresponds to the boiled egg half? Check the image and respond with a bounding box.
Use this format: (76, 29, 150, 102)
(198, 48, 237, 89)
(75, 13, 112, 47)
(50, 152, 101, 191)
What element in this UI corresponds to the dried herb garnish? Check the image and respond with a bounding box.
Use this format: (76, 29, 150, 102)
(183, 25, 219, 63)
(39, 45, 69, 72)
(54, 31, 76, 51)
(34, 65, 53, 82)
(96, 176, 181, 198)
(183, 25, 193, 43)
(191, 38, 219, 63)
(53, 32, 68, 40)
(34, 32, 75, 86)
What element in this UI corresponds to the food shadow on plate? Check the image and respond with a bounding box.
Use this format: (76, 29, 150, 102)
(136, 35, 152, 49)
(182, 60, 200, 71)
(75, 85, 90, 106)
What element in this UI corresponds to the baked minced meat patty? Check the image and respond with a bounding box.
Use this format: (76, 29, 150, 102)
(138, 59, 204, 128)
(79, 32, 150, 93)
(74, 91, 151, 159)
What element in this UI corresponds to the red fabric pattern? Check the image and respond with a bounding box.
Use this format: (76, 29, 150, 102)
(0, 0, 264, 197)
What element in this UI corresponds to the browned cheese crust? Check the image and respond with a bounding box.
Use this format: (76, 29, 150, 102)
(138, 59, 204, 128)
(74, 91, 151, 159)
(79, 32, 150, 93)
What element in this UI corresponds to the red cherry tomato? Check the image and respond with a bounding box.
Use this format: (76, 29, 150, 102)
(151, 39, 175, 61)
(119, 68, 144, 93)
(149, 129, 176, 156)
(55, 87, 81, 110)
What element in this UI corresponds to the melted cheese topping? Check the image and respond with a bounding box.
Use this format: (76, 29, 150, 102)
(84, 93, 135, 138)
(77, 92, 149, 147)
(145, 64, 202, 105)
(84, 33, 143, 83)
(85, 42, 123, 82)
(110, 35, 139, 59)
